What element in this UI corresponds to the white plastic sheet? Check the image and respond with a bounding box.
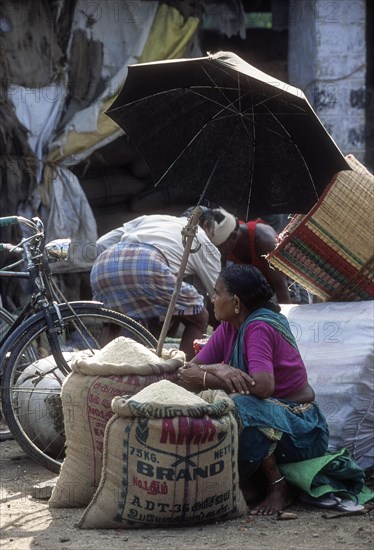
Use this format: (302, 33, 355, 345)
(44, 166, 98, 272)
(282, 300, 374, 469)
(7, 1, 159, 271)
(8, 84, 66, 182)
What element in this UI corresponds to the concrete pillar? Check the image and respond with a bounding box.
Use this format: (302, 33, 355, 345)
(288, 0, 366, 162)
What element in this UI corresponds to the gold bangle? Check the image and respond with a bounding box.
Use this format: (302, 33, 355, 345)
(202, 370, 207, 390)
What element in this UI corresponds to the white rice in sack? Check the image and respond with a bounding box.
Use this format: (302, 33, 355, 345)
(49, 340, 184, 508)
(78, 382, 246, 529)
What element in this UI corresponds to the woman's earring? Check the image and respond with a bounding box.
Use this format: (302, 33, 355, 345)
(234, 307, 239, 314)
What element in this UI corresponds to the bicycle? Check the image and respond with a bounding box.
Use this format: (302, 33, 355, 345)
(0, 215, 158, 472)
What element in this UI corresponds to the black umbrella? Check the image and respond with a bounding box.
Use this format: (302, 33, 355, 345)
(107, 51, 350, 220)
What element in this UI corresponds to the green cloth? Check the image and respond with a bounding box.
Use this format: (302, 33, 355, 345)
(279, 448, 374, 504)
(230, 307, 299, 373)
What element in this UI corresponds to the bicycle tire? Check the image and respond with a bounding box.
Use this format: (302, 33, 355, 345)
(0, 307, 16, 441)
(1, 303, 158, 472)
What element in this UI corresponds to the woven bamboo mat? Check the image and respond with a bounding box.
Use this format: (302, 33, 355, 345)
(268, 155, 374, 301)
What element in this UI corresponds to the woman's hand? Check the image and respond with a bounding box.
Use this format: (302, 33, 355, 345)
(212, 364, 255, 395)
(178, 362, 256, 395)
(177, 363, 205, 392)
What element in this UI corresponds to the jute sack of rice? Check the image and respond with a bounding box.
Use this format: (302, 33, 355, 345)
(78, 381, 246, 529)
(49, 338, 184, 508)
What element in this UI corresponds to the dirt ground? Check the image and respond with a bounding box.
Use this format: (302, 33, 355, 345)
(1, 439, 373, 550)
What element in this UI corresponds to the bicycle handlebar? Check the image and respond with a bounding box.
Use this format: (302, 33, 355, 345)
(0, 216, 44, 271)
(0, 216, 42, 233)
(0, 215, 70, 269)
(0, 216, 19, 227)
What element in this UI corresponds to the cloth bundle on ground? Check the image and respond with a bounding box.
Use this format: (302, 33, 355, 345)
(280, 448, 374, 509)
(78, 381, 247, 529)
(49, 338, 184, 508)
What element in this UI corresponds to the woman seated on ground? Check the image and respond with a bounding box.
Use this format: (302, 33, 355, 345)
(177, 264, 329, 515)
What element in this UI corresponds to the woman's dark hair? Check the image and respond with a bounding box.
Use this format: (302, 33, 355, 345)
(219, 264, 280, 313)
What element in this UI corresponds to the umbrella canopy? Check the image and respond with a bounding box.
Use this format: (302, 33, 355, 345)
(107, 51, 350, 219)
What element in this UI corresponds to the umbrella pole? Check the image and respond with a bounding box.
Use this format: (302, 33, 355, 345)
(156, 206, 202, 356)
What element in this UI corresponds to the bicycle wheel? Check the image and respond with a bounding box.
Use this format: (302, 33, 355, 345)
(1, 303, 158, 472)
(0, 307, 16, 441)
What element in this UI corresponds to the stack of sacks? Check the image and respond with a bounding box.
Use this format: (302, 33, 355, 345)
(77, 380, 246, 529)
(49, 337, 184, 508)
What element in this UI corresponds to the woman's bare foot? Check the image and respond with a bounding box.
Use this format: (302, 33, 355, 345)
(250, 479, 294, 516)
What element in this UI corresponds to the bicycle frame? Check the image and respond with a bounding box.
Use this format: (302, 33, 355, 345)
(0, 216, 94, 376)
(0, 215, 160, 470)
